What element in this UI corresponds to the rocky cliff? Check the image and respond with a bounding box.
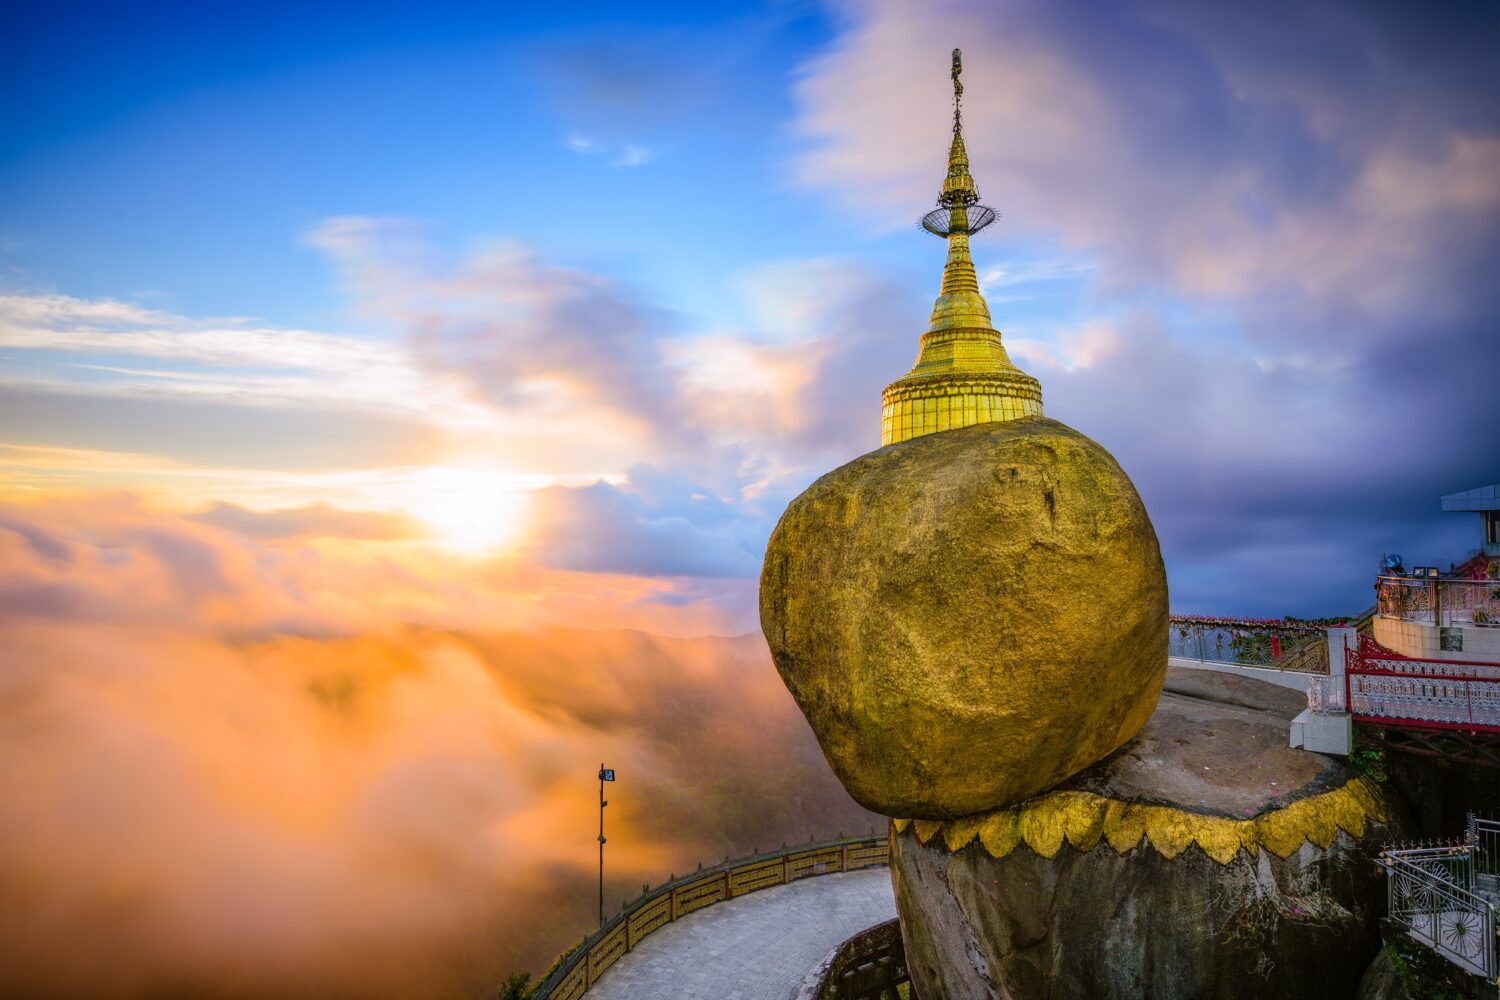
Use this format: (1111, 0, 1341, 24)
(890, 670, 1401, 999)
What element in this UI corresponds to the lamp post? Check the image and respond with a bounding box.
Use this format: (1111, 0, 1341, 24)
(598, 764, 615, 927)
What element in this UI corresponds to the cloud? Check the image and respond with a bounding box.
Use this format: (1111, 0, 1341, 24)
(187, 501, 427, 542)
(564, 132, 603, 154)
(0, 249, 917, 592)
(0, 497, 877, 997)
(1021, 312, 1492, 614)
(303, 219, 929, 506)
(305, 218, 686, 442)
(522, 478, 764, 579)
(0, 382, 449, 472)
(563, 133, 656, 166)
(535, 25, 738, 132)
(977, 255, 1094, 294)
(612, 142, 655, 167)
(0, 292, 471, 416)
(794, 0, 1500, 322)
(0, 494, 367, 635)
(0, 290, 492, 480)
(789, 0, 1500, 613)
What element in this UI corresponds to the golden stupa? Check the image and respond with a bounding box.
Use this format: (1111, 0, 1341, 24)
(880, 49, 1042, 446)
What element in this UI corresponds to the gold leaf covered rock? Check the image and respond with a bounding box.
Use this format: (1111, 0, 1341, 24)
(760, 417, 1168, 818)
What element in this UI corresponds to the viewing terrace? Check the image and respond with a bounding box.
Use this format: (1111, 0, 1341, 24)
(1170, 612, 1500, 766)
(532, 835, 901, 1000)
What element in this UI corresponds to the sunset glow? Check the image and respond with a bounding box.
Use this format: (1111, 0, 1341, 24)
(384, 466, 531, 554)
(2, 1, 1497, 997)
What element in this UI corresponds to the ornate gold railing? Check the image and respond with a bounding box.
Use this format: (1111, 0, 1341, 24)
(1377, 576, 1500, 627)
(532, 833, 891, 1000)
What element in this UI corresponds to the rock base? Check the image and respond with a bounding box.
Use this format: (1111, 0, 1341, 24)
(891, 670, 1400, 999)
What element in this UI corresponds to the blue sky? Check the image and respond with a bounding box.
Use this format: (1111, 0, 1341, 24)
(2, 1, 1110, 334)
(2, 0, 1497, 622)
(5, 2, 838, 327)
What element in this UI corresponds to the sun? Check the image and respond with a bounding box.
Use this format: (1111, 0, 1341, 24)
(402, 466, 530, 555)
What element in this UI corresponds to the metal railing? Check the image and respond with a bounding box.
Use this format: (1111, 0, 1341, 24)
(796, 918, 910, 1000)
(1378, 820, 1499, 981)
(1471, 815, 1500, 900)
(1346, 635, 1500, 731)
(1377, 576, 1500, 628)
(1168, 615, 1333, 673)
(532, 833, 890, 1000)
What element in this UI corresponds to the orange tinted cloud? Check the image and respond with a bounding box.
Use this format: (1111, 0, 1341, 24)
(0, 497, 875, 999)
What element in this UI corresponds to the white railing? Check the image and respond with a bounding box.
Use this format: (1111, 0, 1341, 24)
(1378, 829, 1498, 980)
(1307, 675, 1344, 713)
(1471, 815, 1500, 899)
(1345, 638, 1500, 730)
(1347, 674, 1500, 729)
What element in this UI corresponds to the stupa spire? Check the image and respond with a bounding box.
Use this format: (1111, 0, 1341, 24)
(879, 48, 1043, 446)
(940, 47, 978, 208)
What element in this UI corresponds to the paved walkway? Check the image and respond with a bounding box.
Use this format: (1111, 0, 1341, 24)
(587, 868, 896, 1000)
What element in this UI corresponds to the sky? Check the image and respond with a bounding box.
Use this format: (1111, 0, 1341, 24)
(4, 0, 1497, 621)
(2, 0, 1498, 996)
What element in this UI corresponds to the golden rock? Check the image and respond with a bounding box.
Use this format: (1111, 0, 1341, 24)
(760, 417, 1168, 818)
(760, 52, 1167, 818)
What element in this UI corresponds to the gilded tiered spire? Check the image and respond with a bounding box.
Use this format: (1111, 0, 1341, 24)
(880, 49, 1043, 446)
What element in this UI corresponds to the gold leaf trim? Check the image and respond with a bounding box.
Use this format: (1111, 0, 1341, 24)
(894, 777, 1385, 865)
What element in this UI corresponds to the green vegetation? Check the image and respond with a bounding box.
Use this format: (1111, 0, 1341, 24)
(1383, 938, 1470, 1000)
(1348, 726, 1389, 783)
(497, 972, 533, 1000)
(516, 937, 586, 999)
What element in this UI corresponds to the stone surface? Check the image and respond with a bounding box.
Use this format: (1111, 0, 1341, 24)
(1162, 665, 1307, 716)
(1354, 945, 1412, 1000)
(760, 417, 1168, 818)
(891, 671, 1400, 1000)
(585, 869, 895, 1000)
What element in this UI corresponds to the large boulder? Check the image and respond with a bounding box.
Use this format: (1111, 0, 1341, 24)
(891, 671, 1399, 999)
(760, 417, 1167, 819)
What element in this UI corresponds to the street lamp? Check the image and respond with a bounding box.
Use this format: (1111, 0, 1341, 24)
(598, 764, 615, 928)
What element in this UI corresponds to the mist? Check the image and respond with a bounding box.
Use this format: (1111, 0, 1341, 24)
(0, 498, 876, 998)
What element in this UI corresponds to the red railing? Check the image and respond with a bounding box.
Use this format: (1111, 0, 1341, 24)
(1345, 635, 1500, 732)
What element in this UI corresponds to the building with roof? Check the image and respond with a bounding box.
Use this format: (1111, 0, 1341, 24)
(1374, 483, 1500, 663)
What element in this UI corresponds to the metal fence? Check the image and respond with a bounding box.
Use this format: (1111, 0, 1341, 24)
(1345, 636, 1500, 731)
(1377, 820, 1499, 981)
(1377, 576, 1500, 628)
(532, 833, 890, 1000)
(1168, 616, 1331, 673)
(796, 918, 910, 1000)
(1470, 814, 1500, 894)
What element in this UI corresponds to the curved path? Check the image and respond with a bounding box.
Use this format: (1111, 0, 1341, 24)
(586, 868, 896, 1000)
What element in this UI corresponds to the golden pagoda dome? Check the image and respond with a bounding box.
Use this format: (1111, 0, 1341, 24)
(880, 48, 1043, 446)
